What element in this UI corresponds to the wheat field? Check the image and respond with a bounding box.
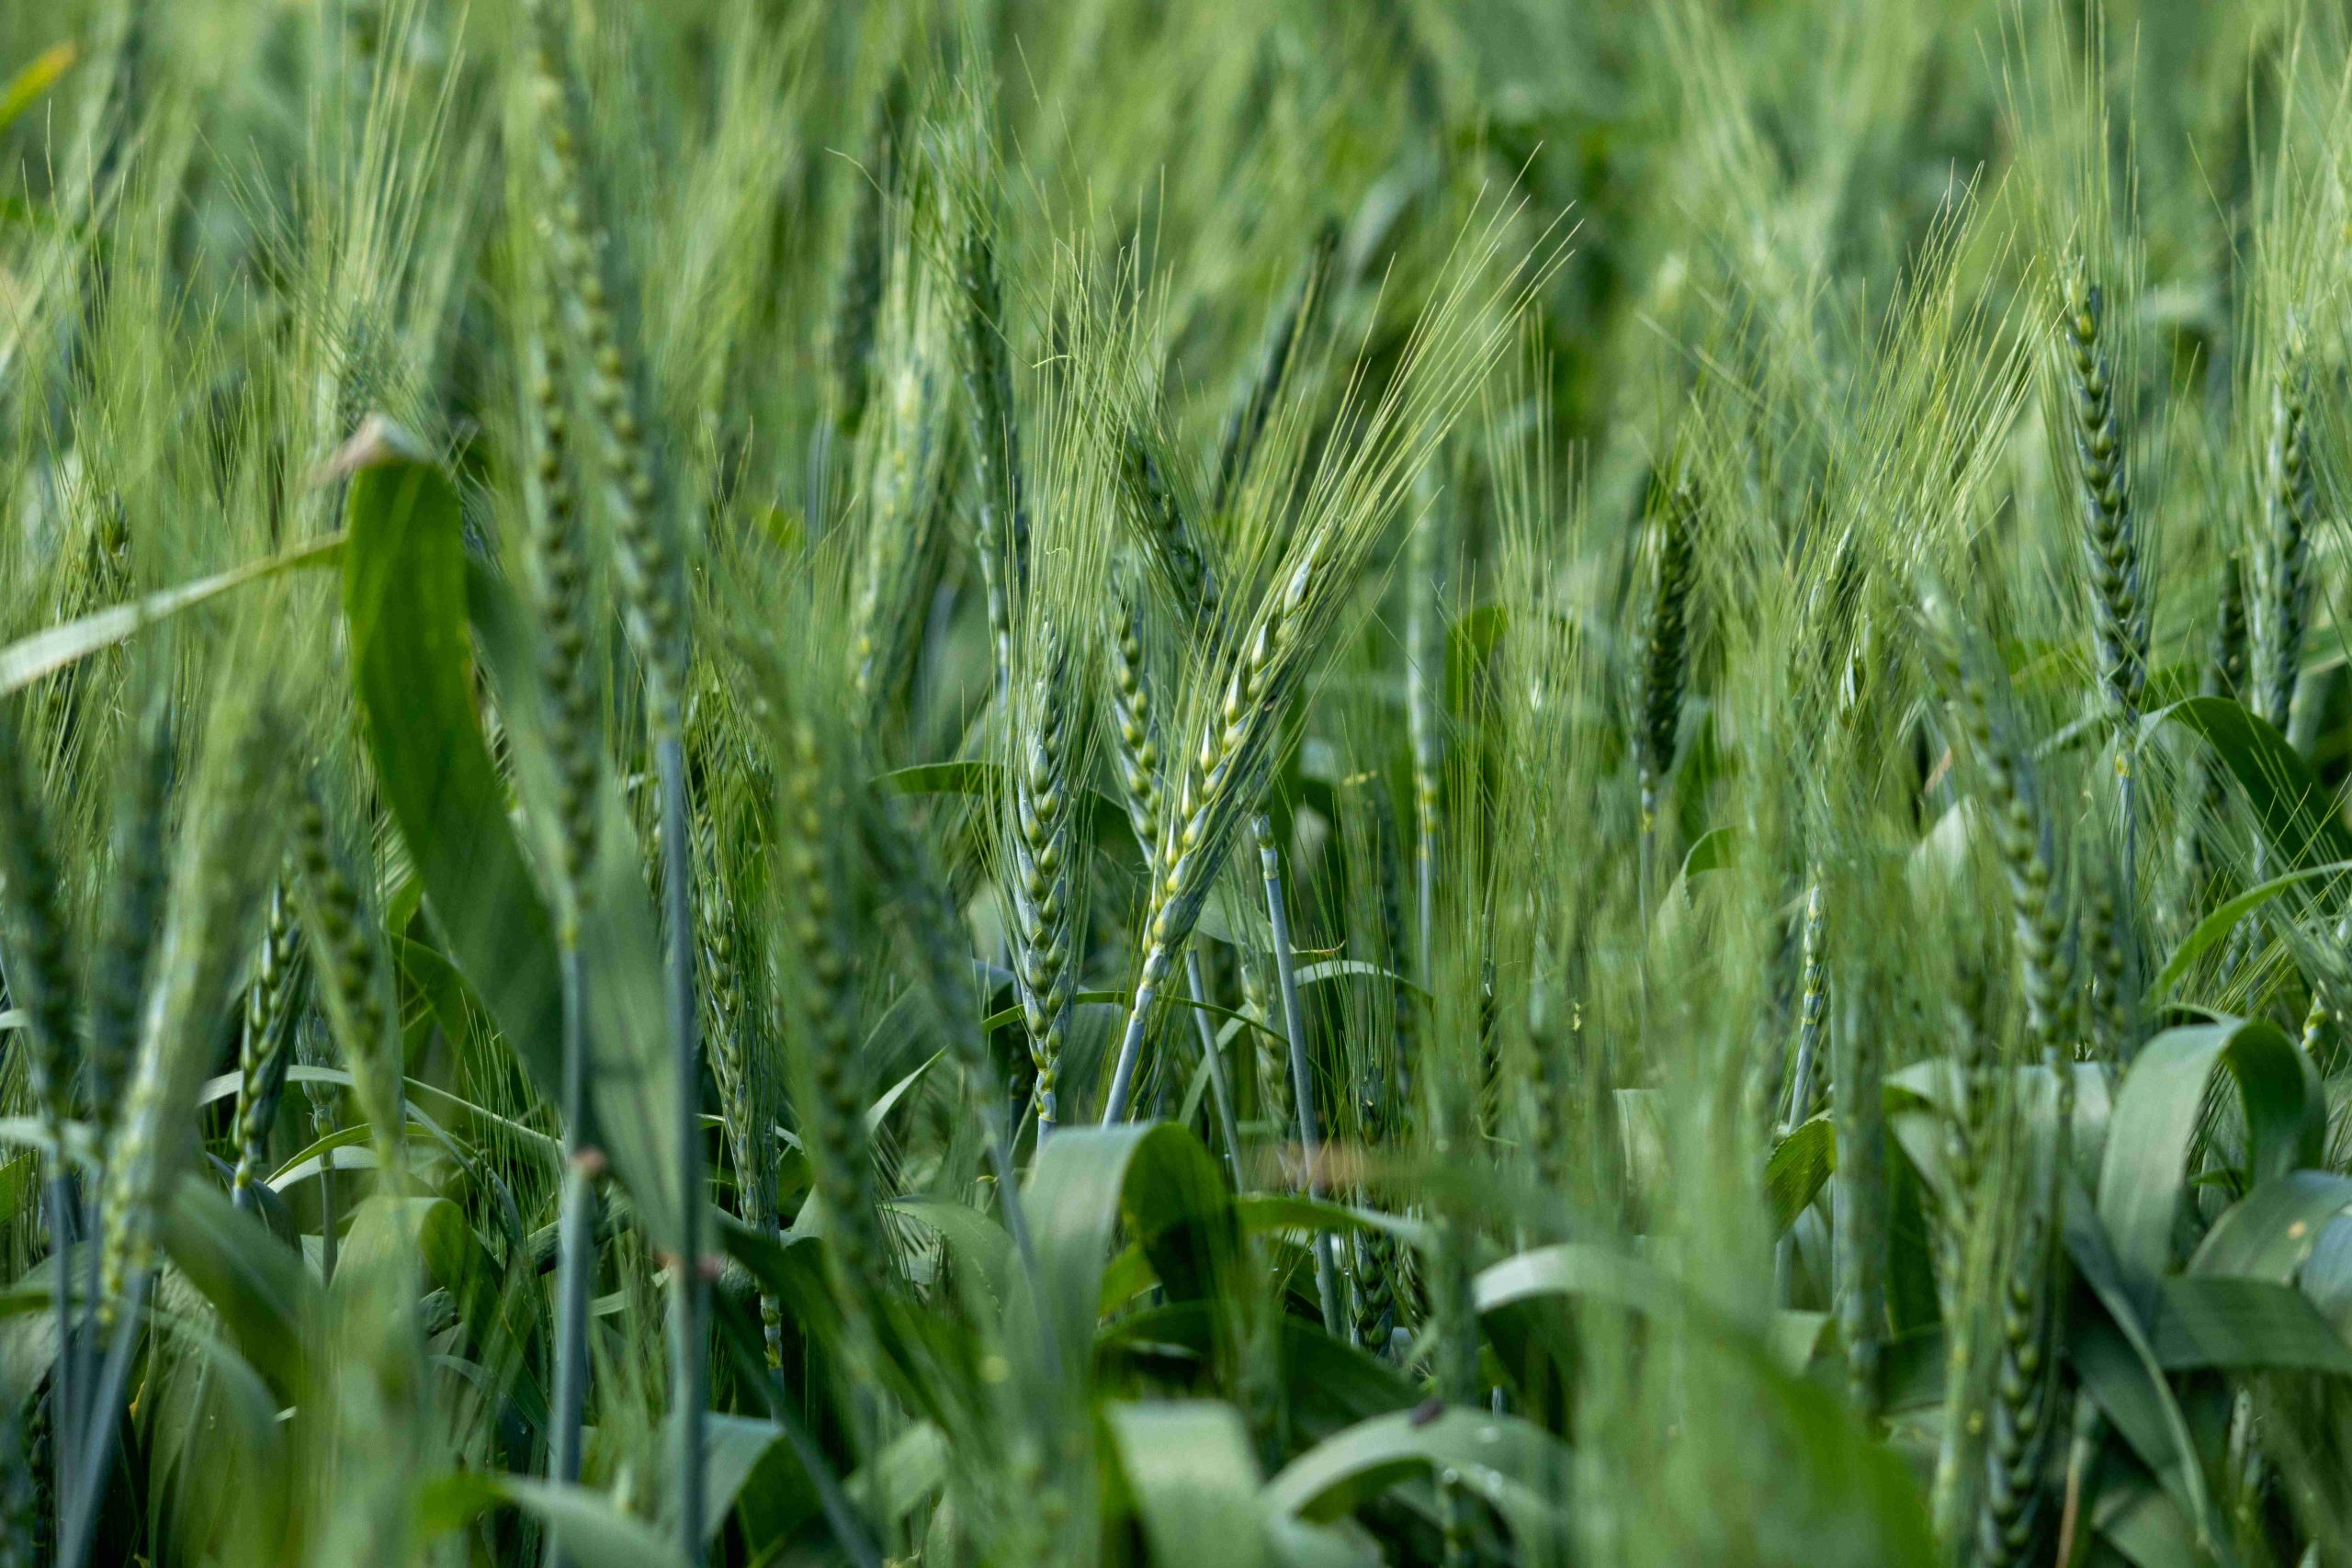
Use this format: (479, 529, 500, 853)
(3, 2, 2352, 1565)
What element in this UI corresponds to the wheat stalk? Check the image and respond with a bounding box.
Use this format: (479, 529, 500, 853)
(288, 783, 401, 1152)
(76, 692, 287, 1568)
(1407, 470, 1446, 983)
(1256, 813, 1344, 1327)
(2059, 273, 2146, 973)
(1832, 964, 1886, 1418)
(1097, 195, 1537, 1120)
(1923, 592, 2071, 1057)
(773, 714, 887, 1324)
(516, 305, 608, 1500)
(1099, 550, 1329, 1123)
(519, 6, 706, 1539)
(0, 706, 80, 1542)
(85, 698, 172, 1137)
(1773, 871, 1826, 1303)
(1106, 576, 1243, 1175)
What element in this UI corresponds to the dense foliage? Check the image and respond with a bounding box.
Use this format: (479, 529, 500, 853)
(5, 2, 2352, 1565)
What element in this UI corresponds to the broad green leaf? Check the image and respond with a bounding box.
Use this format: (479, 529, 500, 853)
(339, 449, 556, 1105)
(1471, 1241, 1935, 1559)
(701, 1412, 786, 1540)
(268, 1122, 420, 1188)
(418, 1474, 688, 1568)
(2150, 1275, 2352, 1374)
(1473, 1242, 1679, 1409)
(2098, 1016, 2324, 1297)
(465, 558, 685, 1248)
(1767, 1114, 1834, 1234)
(157, 1175, 318, 1397)
(716, 1220, 851, 1367)
(1888, 1060, 2110, 1205)
(1106, 1401, 1270, 1568)
(404, 1193, 548, 1433)
(1098, 1304, 1415, 1444)
(1474, 1241, 1683, 1322)
(2069, 1320, 2208, 1568)
(684, 1400, 916, 1557)
(1266, 1517, 1381, 1568)
(705, 1284, 880, 1567)
(2187, 1172, 2352, 1281)
(1234, 1193, 1431, 1251)
(1262, 1404, 1569, 1553)
(1092, 1154, 1352, 1314)
(717, 1214, 960, 1435)
(339, 434, 679, 1248)
(1771, 1309, 1835, 1372)
(2147, 697, 2352, 871)
(2063, 1186, 2228, 1557)
(868, 1048, 944, 1131)
(146, 1309, 289, 1551)
(2092, 1469, 2203, 1568)
(2301, 1216, 2352, 1340)
(843, 1420, 951, 1530)
(1880, 1324, 1947, 1413)
(392, 932, 483, 1067)
(1024, 1122, 1234, 1377)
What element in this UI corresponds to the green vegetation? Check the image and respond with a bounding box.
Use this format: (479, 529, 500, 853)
(9, 2, 2352, 1564)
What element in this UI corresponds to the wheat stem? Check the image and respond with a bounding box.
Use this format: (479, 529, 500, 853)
(521, 9, 703, 1541)
(1183, 950, 1245, 1190)
(1258, 814, 1343, 1328)
(548, 945, 596, 1506)
(0, 709, 80, 1529)
(1773, 873, 1826, 1303)
(1832, 980, 1884, 1417)
(54, 1272, 143, 1568)
(658, 739, 706, 1560)
(1408, 478, 1443, 984)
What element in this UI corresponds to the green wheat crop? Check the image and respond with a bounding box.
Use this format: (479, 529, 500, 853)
(10, 4, 2352, 1566)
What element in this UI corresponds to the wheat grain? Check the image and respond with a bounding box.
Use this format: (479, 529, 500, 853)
(2257, 354, 2317, 733)
(229, 880, 300, 1212)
